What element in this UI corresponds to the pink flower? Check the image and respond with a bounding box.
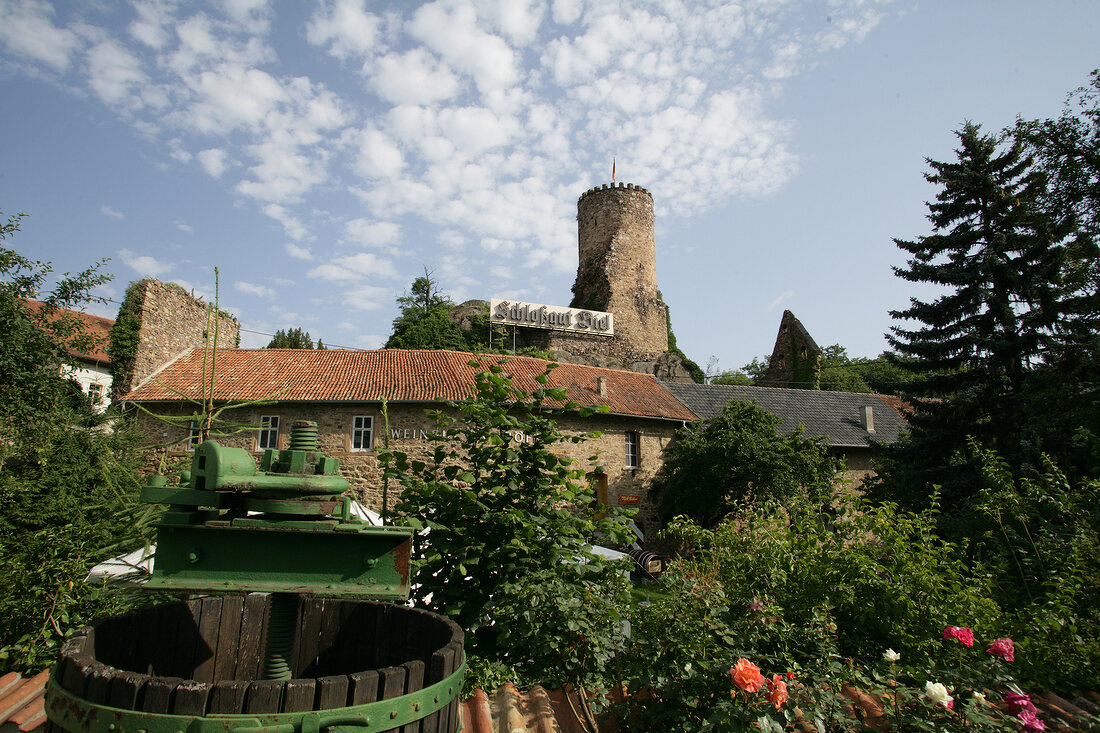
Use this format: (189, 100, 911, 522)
(1017, 710, 1046, 732)
(1004, 691, 1037, 714)
(987, 637, 1015, 662)
(942, 625, 975, 647)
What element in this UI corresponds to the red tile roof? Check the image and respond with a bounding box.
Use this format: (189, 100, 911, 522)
(21, 300, 114, 363)
(121, 349, 698, 421)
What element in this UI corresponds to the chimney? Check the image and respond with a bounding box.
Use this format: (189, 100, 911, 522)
(860, 405, 875, 433)
(597, 376, 607, 397)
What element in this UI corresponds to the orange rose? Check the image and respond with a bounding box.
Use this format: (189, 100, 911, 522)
(730, 658, 765, 693)
(766, 675, 789, 709)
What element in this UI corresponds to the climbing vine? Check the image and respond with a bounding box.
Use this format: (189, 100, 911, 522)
(107, 279, 151, 402)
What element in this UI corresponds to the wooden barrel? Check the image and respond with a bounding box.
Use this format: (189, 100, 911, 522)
(45, 596, 465, 733)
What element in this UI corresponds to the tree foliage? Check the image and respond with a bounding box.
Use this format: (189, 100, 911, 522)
(876, 122, 1089, 508)
(266, 327, 315, 349)
(384, 271, 487, 351)
(649, 399, 837, 527)
(383, 361, 633, 711)
(0, 213, 148, 672)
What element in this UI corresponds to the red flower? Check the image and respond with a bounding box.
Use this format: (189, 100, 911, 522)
(730, 658, 765, 693)
(987, 637, 1015, 662)
(765, 675, 789, 709)
(943, 625, 975, 647)
(786, 671, 796, 680)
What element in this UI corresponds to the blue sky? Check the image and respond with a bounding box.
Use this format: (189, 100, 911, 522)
(1, 1, 1097, 374)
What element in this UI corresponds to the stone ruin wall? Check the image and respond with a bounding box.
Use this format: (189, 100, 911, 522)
(130, 280, 240, 391)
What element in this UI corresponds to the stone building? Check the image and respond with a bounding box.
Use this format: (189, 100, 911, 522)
(24, 300, 115, 412)
(121, 348, 697, 530)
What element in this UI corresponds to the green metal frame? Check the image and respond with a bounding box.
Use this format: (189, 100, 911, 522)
(45, 661, 466, 733)
(147, 524, 413, 599)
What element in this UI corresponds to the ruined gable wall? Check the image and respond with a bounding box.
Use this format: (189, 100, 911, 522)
(130, 280, 240, 390)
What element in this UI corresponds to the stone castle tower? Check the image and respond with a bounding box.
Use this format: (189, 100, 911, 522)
(571, 183, 668, 358)
(517, 182, 693, 381)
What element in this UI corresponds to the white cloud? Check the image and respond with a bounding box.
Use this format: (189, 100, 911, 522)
(0, 0, 83, 72)
(234, 280, 276, 298)
(119, 249, 171, 277)
(189, 65, 287, 134)
(769, 290, 795, 310)
(478, 0, 544, 46)
(353, 128, 406, 180)
(128, 2, 175, 49)
(86, 40, 149, 109)
(263, 204, 309, 241)
(237, 140, 328, 203)
(345, 219, 402, 248)
(100, 205, 124, 220)
(409, 1, 518, 92)
(370, 48, 460, 105)
(308, 253, 399, 281)
(307, 0, 381, 59)
(176, 221, 194, 233)
(340, 287, 393, 312)
(223, 0, 272, 33)
(198, 148, 229, 177)
(285, 242, 313, 260)
(437, 106, 517, 156)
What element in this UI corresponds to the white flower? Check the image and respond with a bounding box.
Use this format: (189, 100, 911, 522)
(972, 692, 987, 705)
(924, 681, 953, 709)
(883, 648, 901, 663)
(684, 663, 692, 674)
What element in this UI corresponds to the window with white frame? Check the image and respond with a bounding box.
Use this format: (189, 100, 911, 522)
(258, 415, 280, 450)
(188, 421, 201, 450)
(625, 431, 640, 468)
(352, 415, 374, 451)
(87, 382, 104, 405)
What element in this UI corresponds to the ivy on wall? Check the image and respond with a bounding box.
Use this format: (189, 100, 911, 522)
(662, 292, 704, 384)
(107, 278, 150, 402)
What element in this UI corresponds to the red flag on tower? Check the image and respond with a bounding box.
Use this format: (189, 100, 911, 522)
(612, 157, 616, 181)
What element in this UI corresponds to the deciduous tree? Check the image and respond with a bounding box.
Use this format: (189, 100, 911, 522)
(649, 399, 837, 527)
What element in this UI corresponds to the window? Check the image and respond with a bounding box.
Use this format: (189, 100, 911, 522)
(87, 382, 104, 405)
(188, 421, 201, 450)
(258, 415, 280, 450)
(625, 431, 640, 468)
(352, 415, 374, 451)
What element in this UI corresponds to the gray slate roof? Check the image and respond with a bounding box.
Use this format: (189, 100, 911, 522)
(661, 382, 908, 448)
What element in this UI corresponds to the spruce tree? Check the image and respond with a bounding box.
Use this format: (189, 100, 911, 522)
(877, 123, 1073, 508)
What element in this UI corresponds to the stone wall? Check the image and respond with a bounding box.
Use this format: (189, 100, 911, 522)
(140, 401, 680, 535)
(129, 281, 240, 391)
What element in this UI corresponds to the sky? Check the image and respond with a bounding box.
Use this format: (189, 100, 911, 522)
(1, 0, 1097, 375)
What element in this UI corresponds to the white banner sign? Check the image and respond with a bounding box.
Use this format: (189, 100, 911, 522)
(490, 298, 614, 336)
